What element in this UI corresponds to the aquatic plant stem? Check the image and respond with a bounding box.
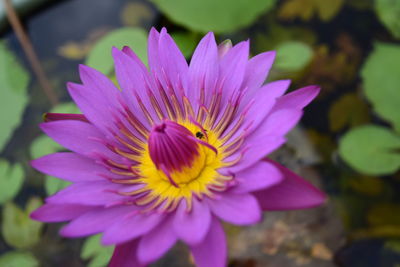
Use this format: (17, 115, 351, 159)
(3, 0, 58, 106)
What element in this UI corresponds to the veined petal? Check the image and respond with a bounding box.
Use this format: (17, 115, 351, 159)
(232, 160, 283, 193)
(46, 181, 129, 206)
(208, 193, 261, 225)
(40, 120, 105, 156)
(272, 85, 320, 112)
(31, 152, 107, 182)
(190, 216, 227, 267)
(60, 205, 133, 237)
(173, 198, 211, 245)
(109, 239, 144, 267)
(219, 41, 249, 101)
(31, 203, 94, 222)
(188, 32, 219, 110)
(137, 215, 177, 264)
(102, 212, 165, 245)
(255, 160, 327, 210)
(241, 51, 276, 92)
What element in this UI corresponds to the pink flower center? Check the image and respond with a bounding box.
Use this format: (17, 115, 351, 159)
(148, 120, 200, 185)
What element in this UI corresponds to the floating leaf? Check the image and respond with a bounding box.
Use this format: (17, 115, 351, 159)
(30, 135, 62, 159)
(361, 42, 400, 131)
(375, 0, 400, 39)
(150, 0, 276, 33)
(81, 234, 114, 267)
(0, 159, 24, 204)
(45, 176, 70, 196)
(2, 198, 43, 249)
(0, 41, 29, 151)
(171, 32, 197, 58)
(86, 27, 148, 75)
(274, 41, 313, 72)
(279, 0, 344, 22)
(329, 93, 370, 132)
(0, 251, 39, 267)
(339, 125, 400, 175)
(120, 2, 154, 27)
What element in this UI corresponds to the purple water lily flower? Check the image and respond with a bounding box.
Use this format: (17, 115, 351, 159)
(31, 28, 326, 267)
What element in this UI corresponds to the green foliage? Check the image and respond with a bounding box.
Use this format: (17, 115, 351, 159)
(2, 198, 43, 249)
(81, 235, 114, 267)
(86, 27, 148, 75)
(339, 125, 400, 175)
(361, 42, 400, 131)
(0, 41, 29, 151)
(150, 0, 276, 33)
(328, 93, 370, 132)
(375, 0, 400, 39)
(171, 32, 197, 58)
(0, 251, 39, 267)
(0, 159, 24, 204)
(44, 176, 70, 196)
(274, 41, 313, 71)
(278, 0, 344, 22)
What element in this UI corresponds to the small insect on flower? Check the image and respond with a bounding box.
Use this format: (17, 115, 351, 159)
(31, 28, 326, 267)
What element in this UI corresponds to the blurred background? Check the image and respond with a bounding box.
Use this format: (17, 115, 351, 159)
(0, 0, 399, 266)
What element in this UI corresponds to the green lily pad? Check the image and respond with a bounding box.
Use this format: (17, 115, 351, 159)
(86, 27, 148, 75)
(50, 101, 80, 114)
(274, 41, 313, 72)
(0, 41, 29, 152)
(2, 197, 43, 249)
(45, 176, 70, 196)
(0, 159, 24, 204)
(81, 234, 114, 267)
(339, 125, 400, 175)
(361, 42, 400, 131)
(150, 0, 277, 33)
(171, 32, 197, 58)
(375, 0, 400, 39)
(0, 251, 39, 267)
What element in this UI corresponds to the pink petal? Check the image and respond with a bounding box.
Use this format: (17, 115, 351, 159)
(232, 160, 283, 193)
(109, 239, 144, 267)
(101, 212, 165, 245)
(223, 135, 286, 173)
(30, 203, 94, 222)
(137, 215, 177, 264)
(147, 27, 161, 76)
(31, 152, 106, 182)
(60, 205, 133, 237)
(121, 46, 148, 73)
(242, 80, 291, 131)
(255, 108, 303, 137)
(187, 32, 219, 110)
(46, 181, 128, 206)
(255, 159, 327, 210)
(241, 51, 276, 92)
(40, 120, 106, 157)
(217, 40, 232, 59)
(173, 198, 211, 245)
(78, 64, 120, 108)
(112, 47, 156, 127)
(219, 41, 249, 102)
(272, 85, 320, 112)
(208, 193, 261, 225)
(158, 28, 189, 90)
(190, 216, 227, 267)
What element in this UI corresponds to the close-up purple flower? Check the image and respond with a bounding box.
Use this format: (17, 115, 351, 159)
(31, 27, 326, 267)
